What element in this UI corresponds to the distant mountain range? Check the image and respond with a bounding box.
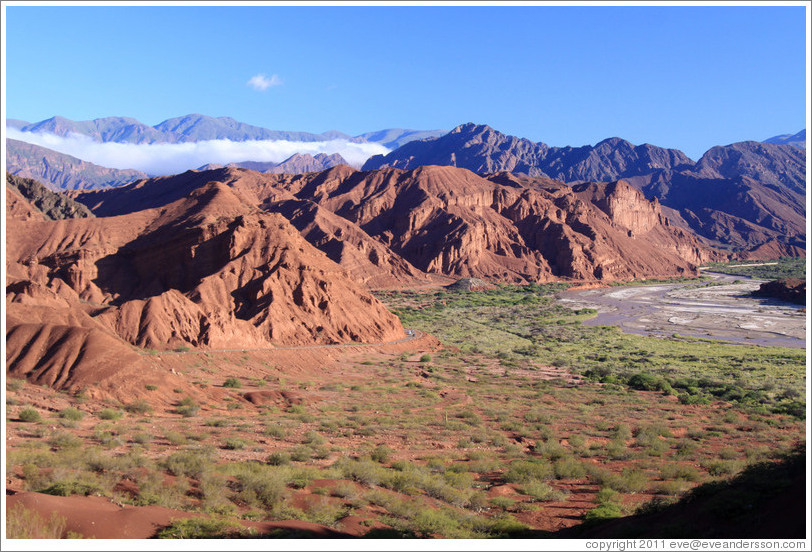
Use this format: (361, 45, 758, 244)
(6, 115, 805, 255)
(763, 129, 806, 149)
(198, 153, 350, 175)
(364, 123, 696, 181)
(363, 123, 806, 253)
(6, 114, 447, 146)
(6, 138, 148, 190)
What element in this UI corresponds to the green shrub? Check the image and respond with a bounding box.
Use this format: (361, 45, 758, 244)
(177, 404, 200, 417)
(41, 479, 102, 497)
(6, 378, 25, 392)
(97, 408, 122, 420)
(223, 438, 247, 450)
(164, 431, 188, 445)
(553, 457, 587, 479)
(504, 460, 553, 483)
(263, 424, 286, 439)
(157, 517, 253, 539)
(595, 487, 621, 505)
(628, 372, 672, 393)
(612, 423, 633, 441)
(302, 431, 325, 446)
(330, 481, 361, 500)
(125, 399, 152, 415)
(59, 407, 84, 422)
(523, 408, 550, 423)
(584, 502, 623, 521)
(336, 458, 388, 486)
(302, 497, 351, 527)
(655, 480, 690, 495)
(49, 431, 83, 449)
(267, 452, 291, 466)
(520, 480, 568, 502)
(5, 504, 67, 538)
(229, 465, 288, 509)
(371, 444, 394, 464)
(223, 377, 242, 389)
(18, 407, 41, 423)
(568, 433, 586, 450)
(145, 384, 158, 391)
(410, 509, 459, 537)
(606, 440, 633, 460)
(163, 449, 213, 478)
(489, 496, 516, 510)
(131, 432, 152, 445)
(289, 446, 313, 462)
(701, 459, 745, 477)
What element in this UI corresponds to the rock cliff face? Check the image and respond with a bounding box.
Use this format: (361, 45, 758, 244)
(75, 165, 717, 285)
(6, 173, 94, 221)
(7, 179, 405, 357)
(362, 123, 806, 254)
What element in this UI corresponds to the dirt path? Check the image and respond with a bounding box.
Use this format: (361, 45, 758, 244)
(558, 273, 806, 348)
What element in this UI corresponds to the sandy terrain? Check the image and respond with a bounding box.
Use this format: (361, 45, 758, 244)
(558, 272, 806, 348)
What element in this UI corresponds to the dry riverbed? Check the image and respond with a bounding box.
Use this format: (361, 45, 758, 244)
(558, 273, 806, 348)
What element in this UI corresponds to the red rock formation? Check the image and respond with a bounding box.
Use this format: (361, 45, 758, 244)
(75, 164, 719, 285)
(7, 175, 406, 392)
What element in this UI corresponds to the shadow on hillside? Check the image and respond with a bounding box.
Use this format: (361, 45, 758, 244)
(544, 445, 807, 539)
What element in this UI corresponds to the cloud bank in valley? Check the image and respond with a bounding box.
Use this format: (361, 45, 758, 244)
(6, 128, 389, 176)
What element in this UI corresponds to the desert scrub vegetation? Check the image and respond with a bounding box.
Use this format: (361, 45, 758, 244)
(702, 257, 805, 280)
(97, 408, 123, 420)
(175, 397, 201, 417)
(6, 504, 70, 538)
(223, 377, 242, 388)
(17, 406, 41, 423)
(58, 407, 85, 422)
(378, 284, 805, 417)
(157, 517, 254, 538)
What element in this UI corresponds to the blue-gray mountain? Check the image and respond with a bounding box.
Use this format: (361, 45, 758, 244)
(8, 114, 445, 146)
(362, 123, 806, 253)
(198, 153, 350, 175)
(763, 130, 805, 149)
(6, 139, 148, 190)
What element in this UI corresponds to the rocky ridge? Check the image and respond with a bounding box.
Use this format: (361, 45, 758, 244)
(363, 123, 806, 253)
(74, 165, 718, 286)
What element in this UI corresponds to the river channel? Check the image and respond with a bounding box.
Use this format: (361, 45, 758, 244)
(557, 272, 807, 349)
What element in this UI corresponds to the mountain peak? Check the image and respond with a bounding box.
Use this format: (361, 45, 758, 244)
(451, 122, 496, 136)
(763, 129, 806, 149)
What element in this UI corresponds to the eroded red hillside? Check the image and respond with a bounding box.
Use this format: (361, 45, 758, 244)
(75, 165, 720, 285)
(7, 178, 405, 394)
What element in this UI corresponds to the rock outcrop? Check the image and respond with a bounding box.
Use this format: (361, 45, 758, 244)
(752, 279, 806, 306)
(75, 164, 718, 285)
(7, 173, 407, 394)
(363, 123, 806, 254)
(6, 172, 94, 221)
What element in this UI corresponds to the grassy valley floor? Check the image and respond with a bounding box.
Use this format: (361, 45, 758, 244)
(5, 282, 806, 539)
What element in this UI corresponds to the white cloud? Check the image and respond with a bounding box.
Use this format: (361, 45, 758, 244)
(6, 128, 389, 176)
(247, 74, 282, 91)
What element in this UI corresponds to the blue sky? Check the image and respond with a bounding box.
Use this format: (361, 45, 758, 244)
(3, 4, 808, 160)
